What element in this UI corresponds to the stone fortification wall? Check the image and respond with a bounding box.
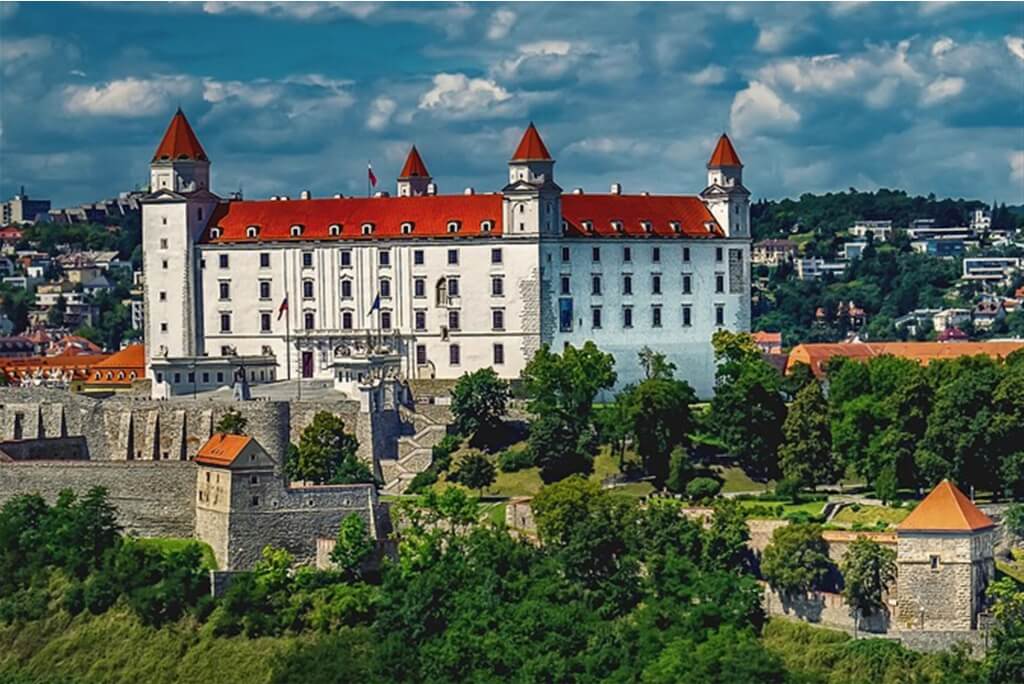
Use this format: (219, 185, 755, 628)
(0, 460, 195, 538)
(897, 630, 988, 657)
(0, 437, 89, 461)
(763, 585, 890, 634)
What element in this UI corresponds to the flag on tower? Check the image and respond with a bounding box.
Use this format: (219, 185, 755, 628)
(367, 163, 377, 188)
(367, 293, 381, 317)
(277, 295, 289, 320)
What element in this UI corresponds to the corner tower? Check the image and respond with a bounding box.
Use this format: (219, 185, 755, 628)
(502, 123, 561, 237)
(142, 109, 219, 379)
(700, 133, 750, 238)
(894, 480, 996, 632)
(396, 146, 433, 197)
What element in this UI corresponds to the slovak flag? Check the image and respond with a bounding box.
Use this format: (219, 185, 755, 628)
(367, 163, 377, 188)
(277, 296, 288, 321)
(368, 293, 381, 317)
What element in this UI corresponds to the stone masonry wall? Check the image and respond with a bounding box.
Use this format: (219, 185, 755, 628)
(0, 461, 195, 538)
(896, 533, 980, 631)
(763, 585, 890, 634)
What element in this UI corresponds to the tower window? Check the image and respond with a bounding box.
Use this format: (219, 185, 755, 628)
(491, 248, 502, 264)
(716, 247, 724, 262)
(159, 238, 168, 249)
(652, 247, 661, 263)
(623, 246, 631, 263)
(682, 305, 692, 327)
(379, 278, 391, 298)
(414, 278, 426, 298)
(591, 275, 602, 296)
(715, 304, 725, 327)
(381, 310, 392, 330)
(414, 310, 427, 331)
(302, 251, 314, 268)
(378, 250, 390, 267)
(682, 274, 692, 295)
(220, 313, 231, 333)
(219, 254, 229, 269)
(623, 306, 633, 328)
(652, 306, 662, 328)
(219, 281, 230, 300)
(302, 280, 314, 299)
(449, 344, 461, 366)
(492, 309, 505, 331)
(259, 281, 271, 299)
(683, 246, 691, 262)
(341, 279, 352, 299)
(560, 275, 570, 295)
(342, 311, 353, 329)
(340, 250, 352, 267)
(623, 275, 632, 295)
(493, 343, 504, 365)
(592, 247, 600, 262)
(561, 246, 570, 262)
(448, 310, 460, 331)
(304, 312, 315, 330)
(491, 276, 504, 297)
(260, 313, 271, 332)
(652, 275, 662, 295)
(592, 307, 602, 329)
(416, 344, 427, 365)
(715, 273, 725, 293)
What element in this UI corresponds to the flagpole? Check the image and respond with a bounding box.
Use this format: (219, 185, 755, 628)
(284, 254, 291, 383)
(367, 160, 371, 198)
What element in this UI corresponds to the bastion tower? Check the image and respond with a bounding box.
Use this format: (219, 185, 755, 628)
(142, 109, 220, 369)
(700, 133, 750, 239)
(895, 480, 996, 631)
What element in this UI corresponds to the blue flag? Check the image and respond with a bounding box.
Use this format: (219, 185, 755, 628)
(368, 293, 381, 316)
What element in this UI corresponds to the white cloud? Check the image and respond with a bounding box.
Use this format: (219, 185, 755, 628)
(564, 136, 656, 158)
(931, 37, 955, 58)
(64, 76, 193, 117)
(202, 2, 380, 21)
(203, 74, 355, 119)
(1010, 151, 1024, 183)
(729, 81, 800, 137)
(865, 77, 900, 109)
(366, 96, 397, 130)
(757, 53, 864, 93)
(0, 36, 52, 63)
(492, 40, 575, 82)
(755, 24, 791, 54)
(1006, 36, 1024, 62)
(688, 64, 726, 86)
(418, 73, 512, 119)
(920, 76, 964, 106)
(486, 9, 516, 40)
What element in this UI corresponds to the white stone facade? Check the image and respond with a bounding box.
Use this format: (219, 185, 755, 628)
(141, 115, 751, 399)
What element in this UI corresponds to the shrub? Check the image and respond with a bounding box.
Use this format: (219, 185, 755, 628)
(774, 477, 802, 502)
(665, 446, 694, 495)
(1005, 504, 1024, 538)
(498, 446, 535, 473)
(405, 469, 438, 495)
(686, 477, 722, 502)
(431, 434, 462, 472)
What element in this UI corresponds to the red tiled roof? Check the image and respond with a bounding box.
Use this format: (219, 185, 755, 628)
(753, 331, 782, 345)
(511, 123, 552, 161)
(708, 133, 742, 168)
(560, 194, 724, 239)
(85, 344, 146, 385)
(786, 341, 1024, 378)
(1, 352, 110, 382)
(152, 108, 208, 163)
(195, 433, 253, 467)
(897, 480, 994, 532)
(203, 195, 503, 242)
(399, 146, 430, 179)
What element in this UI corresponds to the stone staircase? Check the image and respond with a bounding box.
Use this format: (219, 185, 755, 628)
(380, 406, 449, 495)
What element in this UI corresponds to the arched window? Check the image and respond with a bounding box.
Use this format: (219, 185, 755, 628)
(670, 221, 681, 234)
(582, 220, 594, 233)
(361, 223, 374, 235)
(401, 222, 414, 234)
(446, 221, 461, 233)
(611, 220, 623, 233)
(246, 226, 259, 238)
(329, 224, 341, 236)
(290, 224, 304, 237)
(480, 220, 493, 233)
(210, 227, 222, 239)
(641, 221, 652, 234)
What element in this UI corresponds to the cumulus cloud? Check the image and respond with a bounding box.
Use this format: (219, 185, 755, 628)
(202, 2, 380, 21)
(366, 96, 397, 130)
(418, 73, 513, 119)
(931, 37, 956, 57)
(730, 81, 800, 137)
(492, 40, 575, 82)
(920, 76, 964, 105)
(64, 76, 193, 117)
(486, 9, 516, 40)
(757, 53, 865, 93)
(203, 74, 355, 119)
(1007, 36, 1024, 61)
(1010, 151, 1024, 183)
(688, 64, 726, 86)
(755, 24, 792, 54)
(0, 36, 52, 63)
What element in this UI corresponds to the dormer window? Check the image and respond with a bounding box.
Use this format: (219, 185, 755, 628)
(641, 221, 652, 234)
(582, 220, 594, 233)
(670, 221, 682, 234)
(210, 227, 222, 239)
(401, 222, 414, 235)
(246, 226, 259, 238)
(480, 220, 493, 233)
(361, 223, 374, 235)
(447, 220, 461, 234)
(290, 224, 304, 237)
(328, 224, 341, 236)
(611, 220, 624, 233)
(705, 221, 717, 233)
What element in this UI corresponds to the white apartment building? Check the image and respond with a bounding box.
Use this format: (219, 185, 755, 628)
(142, 111, 751, 399)
(962, 257, 1021, 284)
(849, 220, 893, 242)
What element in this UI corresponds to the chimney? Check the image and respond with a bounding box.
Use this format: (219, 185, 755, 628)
(610, 183, 621, 195)
(300, 190, 311, 200)
(572, 188, 584, 195)
(426, 183, 437, 196)
(464, 187, 475, 195)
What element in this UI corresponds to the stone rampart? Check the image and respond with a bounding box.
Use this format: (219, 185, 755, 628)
(0, 460, 195, 538)
(0, 437, 89, 461)
(762, 584, 890, 634)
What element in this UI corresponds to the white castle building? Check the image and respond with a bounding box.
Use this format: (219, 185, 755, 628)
(142, 110, 751, 399)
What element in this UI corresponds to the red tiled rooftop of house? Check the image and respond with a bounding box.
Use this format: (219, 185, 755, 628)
(195, 433, 253, 467)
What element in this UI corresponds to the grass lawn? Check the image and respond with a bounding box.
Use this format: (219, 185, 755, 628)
(736, 499, 826, 519)
(712, 465, 772, 494)
(997, 549, 1024, 584)
(135, 538, 218, 570)
(831, 504, 909, 529)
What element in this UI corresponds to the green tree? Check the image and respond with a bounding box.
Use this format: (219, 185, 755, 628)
(761, 523, 832, 596)
(449, 368, 510, 447)
(329, 513, 375, 579)
(701, 499, 750, 573)
(665, 446, 694, 495)
(642, 625, 786, 684)
(986, 578, 1024, 684)
(215, 409, 248, 435)
(285, 411, 370, 485)
(840, 537, 897, 618)
(623, 366, 697, 484)
(451, 451, 496, 496)
(709, 331, 786, 478)
(779, 380, 836, 491)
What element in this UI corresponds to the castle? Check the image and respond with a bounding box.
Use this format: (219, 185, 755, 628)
(142, 110, 752, 400)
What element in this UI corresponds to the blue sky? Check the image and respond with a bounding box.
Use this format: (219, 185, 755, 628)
(1, 1, 1022, 208)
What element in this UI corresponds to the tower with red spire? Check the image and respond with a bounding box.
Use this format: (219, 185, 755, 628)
(396, 146, 433, 197)
(149, 107, 211, 194)
(502, 123, 561, 237)
(700, 133, 750, 238)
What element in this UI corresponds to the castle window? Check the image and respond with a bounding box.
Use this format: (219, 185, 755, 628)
(250, 475, 259, 484)
(611, 220, 623, 233)
(652, 275, 662, 295)
(623, 275, 632, 295)
(329, 224, 341, 236)
(219, 281, 230, 300)
(159, 291, 167, 302)
(342, 311, 353, 329)
(160, 322, 168, 332)
(682, 274, 692, 295)
(491, 276, 504, 297)
(683, 246, 691, 262)
(304, 312, 315, 330)
(447, 220, 461, 233)
(447, 249, 459, 265)
(413, 249, 425, 265)
(160, 238, 168, 249)
(381, 310, 392, 330)
(592, 307, 602, 329)
(930, 555, 940, 570)
(414, 278, 426, 298)
(623, 306, 633, 328)
(715, 304, 725, 327)
(379, 250, 390, 267)
(220, 313, 231, 333)
(246, 226, 259, 238)
(492, 308, 505, 331)
(259, 281, 271, 300)
(414, 310, 427, 331)
(302, 251, 314, 268)
(481, 220, 493, 233)
(623, 246, 631, 262)
(491, 248, 502, 264)
(652, 247, 661, 263)
(716, 247, 724, 262)
(561, 246, 570, 262)
(251, 495, 260, 507)
(560, 275, 570, 295)
(401, 222, 414, 234)
(379, 278, 391, 298)
(582, 220, 594, 233)
(340, 250, 352, 267)
(670, 221, 681, 234)
(210, 228, 221, 239)
(715, 273, 725, 293)
(592, 247, 600, 262)
(290, 224, 304, 237)
(260, 252, 270, 268)
(682, 305, 692, 327)
(493, 343, 504, 365)
(361, 223, 374, 235)
(641, 221, 652, 234)
(449, 344, 461, 366)
(340, 279, 352, 299)
(219, 254, 229, 269)
(260, 312, 271, 332)
(416, 345, 427, 365)
(448, 310, 460, 331)
(302, 280, 314, 299)
(652, 305, 662, 328)
(592, 275, 602, 296)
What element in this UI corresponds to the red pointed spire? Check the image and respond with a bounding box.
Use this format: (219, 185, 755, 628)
(152, 108, 209, 163)
(511, 122, 552, 161)
(707, 133, 742, 168)
(398, 145, 431, 179)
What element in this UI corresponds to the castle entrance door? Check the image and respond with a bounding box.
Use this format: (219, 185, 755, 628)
(301, 351, 314, 378)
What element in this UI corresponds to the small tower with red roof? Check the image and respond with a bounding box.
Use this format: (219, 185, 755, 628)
(396, 146, 433, 197)
(894, 479, 996, 632)
(150, 107, 211, 194)
(502, 123, 562, 237)
(700, 133, 750, 238)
